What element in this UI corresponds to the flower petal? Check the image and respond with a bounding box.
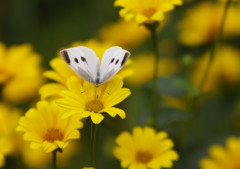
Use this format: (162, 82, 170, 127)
(101, 107, 126, 119)
(90, 113, 104, 124)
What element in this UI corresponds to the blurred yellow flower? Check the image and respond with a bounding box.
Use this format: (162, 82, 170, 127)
(126, 53, 179, 86)
(199, 137, 240, 169)
(82, 167, 95, 169)
(113, 126, 178, 169)
(0, 103, 22, 157)
(39, 39, 132, 99)
(21, 140, 80, 168)
(99, 20, 149, 49)
(0, 43, 44, 102)
(57, 76, 131, 124)
(17, 101, 83, 153)
(179, 1, 240, 46)
(191, 46, 240, 92)
(114, 0, 182, 24)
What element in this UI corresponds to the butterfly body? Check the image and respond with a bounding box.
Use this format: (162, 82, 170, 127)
(60, 46, 130, 86)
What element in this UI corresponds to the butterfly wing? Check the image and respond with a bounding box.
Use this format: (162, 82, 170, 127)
(60, 46, 100, 83)
(99, 46, 130, 83)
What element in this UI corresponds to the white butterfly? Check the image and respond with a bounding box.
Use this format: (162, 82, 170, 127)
(60, 46, 131, 86)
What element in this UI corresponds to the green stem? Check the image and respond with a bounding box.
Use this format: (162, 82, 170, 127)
(52, 149, 58, 169)
(146, 23, 160, 128)
(90, 121, 97, 167)
(198, 0, 232, 91)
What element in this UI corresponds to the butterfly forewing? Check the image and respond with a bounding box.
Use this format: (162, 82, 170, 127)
(60, 46, 100, 83)
(99, 46, 130, 83)
(60, 46, 130, 85)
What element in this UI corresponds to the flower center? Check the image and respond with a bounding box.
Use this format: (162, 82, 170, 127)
(85, 100, 104, 113)
(142, 8, 156, 17)
(43, 129, 64, 142)
(136, 151, 153, 164)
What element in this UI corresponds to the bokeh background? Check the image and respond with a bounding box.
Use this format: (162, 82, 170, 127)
(1, 0, 240, 169)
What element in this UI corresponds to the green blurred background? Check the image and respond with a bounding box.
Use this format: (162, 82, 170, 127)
(1, 0, 240, 169)
(0, 0, 118, 65)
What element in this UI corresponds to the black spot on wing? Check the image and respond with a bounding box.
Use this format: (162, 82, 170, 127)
(81, 56, 87, 64)
(62, 50, 71, 64)
(110, 58, 115, 64)
(115, 59, 119, 64)
(74, 58, 79, 63)
(121, 52, 129, 66)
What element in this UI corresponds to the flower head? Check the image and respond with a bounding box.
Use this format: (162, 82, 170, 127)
(0, 103, 22, 167)
(178, 1, 240, 46)
(199, 137, 240, 169)
(191, 46, 240, 92)
(114, 0, 182, 24)
(0, 103, 22, 155)
(0, 43, 44, 102)
(39, 40, 132, 99)
(57, 76, 131, 124)
(113, 126, 178, 169)
(17, 101, 83, 153)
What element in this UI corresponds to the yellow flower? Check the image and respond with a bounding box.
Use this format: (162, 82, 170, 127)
(99, 19, 149, 49)
(199, 137, 240, 169)
(16, 101, 83, 153)
(0, 103, 22, 156)
(113, 126, 178, 169)
(114, 0, 182, 24)
(179, 1, 240, 46)
(39, 39, 132, 99)
(82, 167, 95, 169)
(126, 53, 179, 86)
(57, 76, 131, 124)
(0, 43, 44, 102)
(191, 46, 240, 92)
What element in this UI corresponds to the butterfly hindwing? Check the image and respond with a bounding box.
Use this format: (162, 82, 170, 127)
(100, 46, 130, 83)
(60, 46, 100, 83)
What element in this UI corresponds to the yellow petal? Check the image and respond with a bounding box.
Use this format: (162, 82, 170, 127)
(90, 113, 104, 124)
(101, 107, 126, 119)
(39, 83, 66, 99)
